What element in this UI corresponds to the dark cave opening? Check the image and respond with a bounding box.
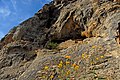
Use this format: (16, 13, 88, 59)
(118, 22, 120, 32)
(118, 22, 120, 44)
(116, 22, 120, 44)
(51, 35, 87, 44)
(45, 35, 87, 50)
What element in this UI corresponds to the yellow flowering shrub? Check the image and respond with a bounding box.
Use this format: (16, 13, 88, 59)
(38, 44, 106, 79)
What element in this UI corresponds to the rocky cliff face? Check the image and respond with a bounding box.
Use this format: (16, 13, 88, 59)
(0, 0, 120, 80)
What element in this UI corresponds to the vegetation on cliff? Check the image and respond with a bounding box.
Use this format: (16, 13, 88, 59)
(0, 0, 120, 80)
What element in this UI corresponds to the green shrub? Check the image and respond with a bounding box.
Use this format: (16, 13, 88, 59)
(47, 41, 58, 49)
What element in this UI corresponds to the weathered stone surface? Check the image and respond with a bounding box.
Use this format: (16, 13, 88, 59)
(0, 0, 120, 80)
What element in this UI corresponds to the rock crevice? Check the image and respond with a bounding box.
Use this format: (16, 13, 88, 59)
(0, 0, 120, 80)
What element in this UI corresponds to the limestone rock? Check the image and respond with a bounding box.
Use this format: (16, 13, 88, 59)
(0, 0, 120, 80)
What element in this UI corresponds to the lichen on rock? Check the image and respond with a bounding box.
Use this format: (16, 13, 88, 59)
(0, 0, 120, 80)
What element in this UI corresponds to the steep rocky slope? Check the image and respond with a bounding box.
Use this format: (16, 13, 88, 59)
(0, 0, 120, 80)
